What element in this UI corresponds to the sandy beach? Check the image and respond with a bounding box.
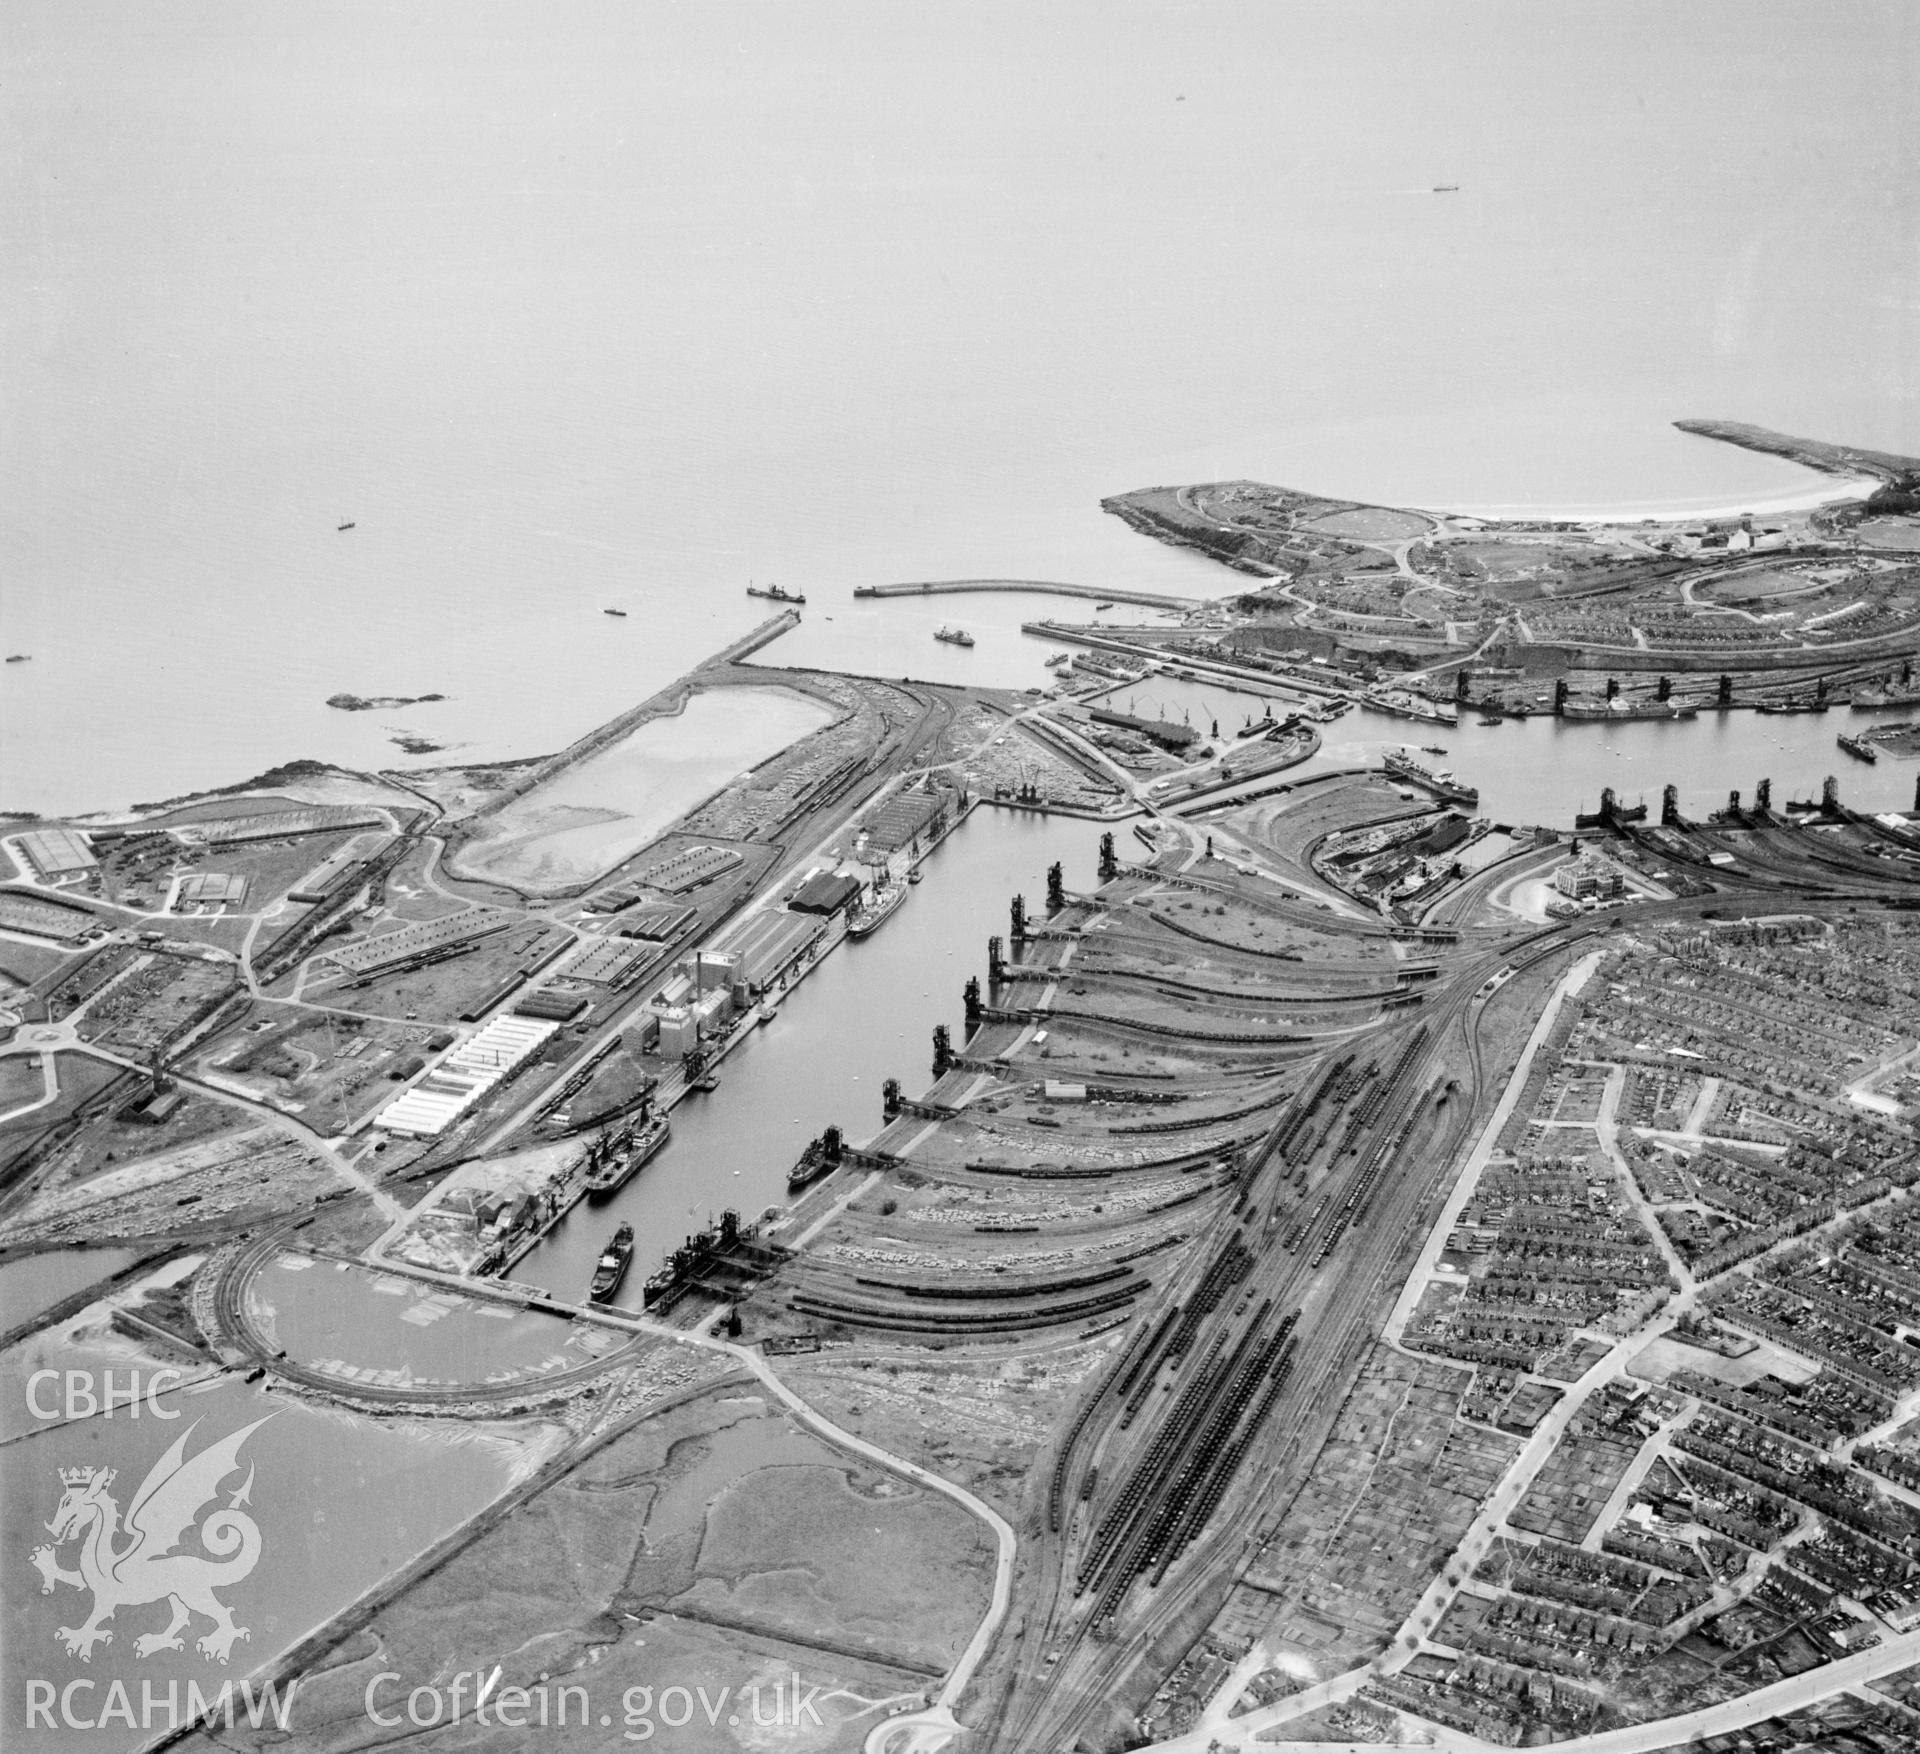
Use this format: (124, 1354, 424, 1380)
(1443, 475, 1881, 526)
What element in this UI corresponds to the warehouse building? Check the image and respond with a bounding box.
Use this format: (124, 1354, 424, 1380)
(175, 871, 249, 908)
(789, 871, 861, 915)
(723, 907, 827, 989)
(632, 843, 744, 895)
(860, 782, 958, 855)
(321, 909, 514, 977)
(376, 1013, 559, 1136)
(15, 827, 97, 882)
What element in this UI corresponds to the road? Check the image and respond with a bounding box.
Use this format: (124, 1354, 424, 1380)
(982, 904, 1592, 1749)
(1215, 1626, 1920, 1754)
(209, 1225, 1017, 1732)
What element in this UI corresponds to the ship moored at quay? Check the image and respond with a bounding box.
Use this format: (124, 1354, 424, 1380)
(581, 1102, 671, 1195)
(787, 1125, 844, 1195)
(846, 878, 908, 939)
(1381, 748, 1480, 808)
(1559, 697, 1697, 721)
(588, 1223, 634, 1302)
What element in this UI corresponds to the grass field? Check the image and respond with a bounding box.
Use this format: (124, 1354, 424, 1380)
(0, 1056, 46, 1112)
(1304, 507, 1431, 543)
(187, 828, 365, 908)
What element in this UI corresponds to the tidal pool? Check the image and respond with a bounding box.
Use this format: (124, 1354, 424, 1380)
(1, 1317, 553, 1754)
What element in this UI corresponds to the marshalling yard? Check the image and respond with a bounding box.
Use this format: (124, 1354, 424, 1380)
(12, 424, 1920, 1754)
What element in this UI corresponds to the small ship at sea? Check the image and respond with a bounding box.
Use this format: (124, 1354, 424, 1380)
(746, 581, 806, 605)
(604, 607, 627, 617)
(589, 1223, 635, 1302)
(934, 625, 975, 647)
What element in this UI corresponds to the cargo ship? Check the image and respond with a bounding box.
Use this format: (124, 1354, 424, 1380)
(1838, 732, 1879, 764)
(934, 625, 975, 647)
(1363, 688, 1457, 726)
(1852, 685, 1920, 710)
(746, 581, 806, 605)
(1757, 697, 1828, 715)
(1382, 749, 1479, 808)
(1561, 698, 1689, 721)
(847, 879, 907, 939)
(582, 1105, 671, 1195)
(641, 1209, 761, 1312)
(788, 1126, 844, 1195)
(588, 1223, 635, 1302)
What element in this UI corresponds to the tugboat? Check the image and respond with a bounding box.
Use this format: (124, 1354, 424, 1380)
(746, 581, 806, 605)
(787, 1125, 844, 1196)
(934, 625, 975, 647)
(847, 878, 908, 939)
(582, 1102, 670, 1195)
(589, 1224, 635, 1302)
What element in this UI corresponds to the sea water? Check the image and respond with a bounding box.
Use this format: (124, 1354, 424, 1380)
(5, 0, 1916, 815)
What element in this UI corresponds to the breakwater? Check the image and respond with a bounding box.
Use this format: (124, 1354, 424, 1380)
(858, 578, 1194, 611)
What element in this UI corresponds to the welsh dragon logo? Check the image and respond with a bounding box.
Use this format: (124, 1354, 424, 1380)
(29, 1417, 270, 1663)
